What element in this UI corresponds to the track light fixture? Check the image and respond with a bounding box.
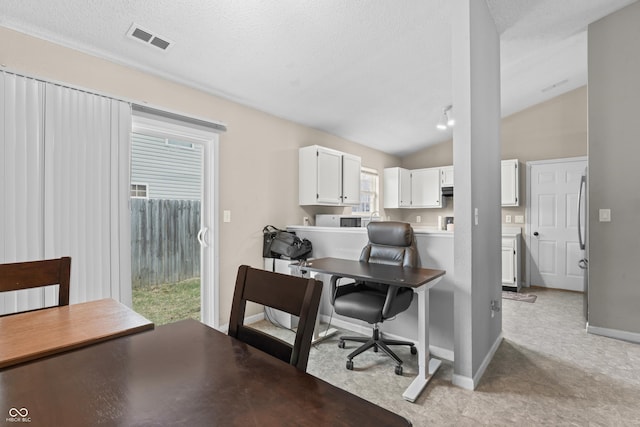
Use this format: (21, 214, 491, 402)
(436, 105, 454, 131)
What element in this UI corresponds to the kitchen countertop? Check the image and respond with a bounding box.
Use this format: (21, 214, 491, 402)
(287, 225, 522, 236)
(287, 225, 453, 236)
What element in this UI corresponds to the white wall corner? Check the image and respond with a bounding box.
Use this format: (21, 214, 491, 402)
(452, 332, 503, 390)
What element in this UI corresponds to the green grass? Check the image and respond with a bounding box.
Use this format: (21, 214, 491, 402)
(132, 278, 200, 326)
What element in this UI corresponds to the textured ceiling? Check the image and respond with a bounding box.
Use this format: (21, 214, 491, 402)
(0, 0, 636, 156)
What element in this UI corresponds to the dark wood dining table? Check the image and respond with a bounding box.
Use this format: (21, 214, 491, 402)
(0, 318, 412, 426)
(0, 298, 154, 369)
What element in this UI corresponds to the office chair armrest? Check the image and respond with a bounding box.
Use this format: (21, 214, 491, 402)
(381, 285, 400, 318)
(381, 285, 414, 319)
(330, 275, 357, 305)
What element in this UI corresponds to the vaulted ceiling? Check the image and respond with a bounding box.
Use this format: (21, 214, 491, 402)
(1, 0, 636, 155)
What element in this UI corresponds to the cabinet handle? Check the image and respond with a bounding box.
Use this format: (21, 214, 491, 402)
(533, 231, 539, 236)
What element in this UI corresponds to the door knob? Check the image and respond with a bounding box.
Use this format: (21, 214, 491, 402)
(533, 231, 539, 236)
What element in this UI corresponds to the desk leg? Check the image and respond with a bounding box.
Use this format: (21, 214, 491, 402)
(402, 285, 441, 402)
(309, 271, 338, 344)
(312, 309, 338, 344)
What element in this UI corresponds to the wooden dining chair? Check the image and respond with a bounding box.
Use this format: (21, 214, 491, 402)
(0, 257, 72, 314)
(228, 265, 322, 372)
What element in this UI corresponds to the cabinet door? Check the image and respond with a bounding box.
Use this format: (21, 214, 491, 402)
(316, 148, 343, 204)
(440, 166, 454, 187)
(502, 239, 515, 285)
(341, 154, 361, 206)
(411, 168, 441, 208)
(383, 167, 411, 208)
(399, 168, 412, 207)
(501, 159, 519, 206)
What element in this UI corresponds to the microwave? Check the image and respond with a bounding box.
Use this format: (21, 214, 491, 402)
(315, 214, 362, 227)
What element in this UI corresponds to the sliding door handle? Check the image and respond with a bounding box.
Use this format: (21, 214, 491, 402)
(197, 227, 209, 248)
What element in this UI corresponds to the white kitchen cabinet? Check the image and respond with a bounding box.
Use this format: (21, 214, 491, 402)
(384, 167, 441, 208)
(341, 153, 361, 205)
(501, 159, 519, 206)
(383, 167, 412, 208)
(299, 145, 361, 206)
(411, 167, 441, 208)
(501, 234, 521, 290)
(440, 165, 454, 187)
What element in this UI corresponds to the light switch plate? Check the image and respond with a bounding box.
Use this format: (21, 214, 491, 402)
(223, 210, 231, 223)
(599, 209, 611, 222)
(515, 215, 524, 224)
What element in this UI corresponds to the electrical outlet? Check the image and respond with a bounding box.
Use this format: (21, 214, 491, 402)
(490, 299, 501, 318)
(303, 216, 309, 226)
(505, 215, 512, 223)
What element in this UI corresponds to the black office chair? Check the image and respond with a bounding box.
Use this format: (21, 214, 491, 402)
(331, 221, 417, 375)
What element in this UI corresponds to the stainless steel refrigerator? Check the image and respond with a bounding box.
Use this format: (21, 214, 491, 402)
(578, 167, 588, 320)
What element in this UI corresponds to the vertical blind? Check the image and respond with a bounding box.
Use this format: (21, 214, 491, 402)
(0, 73, 46, 313)
(0, 72, 132, 314)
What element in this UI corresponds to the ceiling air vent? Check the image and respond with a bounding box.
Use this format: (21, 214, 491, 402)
(127, 23, 173, 51)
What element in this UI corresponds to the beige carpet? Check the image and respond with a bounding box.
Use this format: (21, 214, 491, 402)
(254, 288, 640, 426)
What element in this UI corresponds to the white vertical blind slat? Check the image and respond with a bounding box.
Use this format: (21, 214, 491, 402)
(0, 72, 46, 315)
(111, 102, 132, 305)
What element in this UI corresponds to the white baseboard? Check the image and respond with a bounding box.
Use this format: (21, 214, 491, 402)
(451, 373, 475, 390)
(587, 324, 640, 344)
(218, 311, 265, 334)
(452, 333, 503, 390)
(320, 314, 455, 362)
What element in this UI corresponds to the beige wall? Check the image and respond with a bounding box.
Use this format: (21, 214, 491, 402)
(399, 86, 588, 228)
(0, 26, 400, 325)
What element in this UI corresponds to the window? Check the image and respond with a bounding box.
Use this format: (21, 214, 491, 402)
(352, 167, 379, 214)
(131, 183, 148, 198)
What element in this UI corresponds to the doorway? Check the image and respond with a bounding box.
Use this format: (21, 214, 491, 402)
(130, 114, 218, 327)
(527, 157, 587, 291)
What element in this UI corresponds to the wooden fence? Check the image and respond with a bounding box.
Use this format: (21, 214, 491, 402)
(131, 199, 201, 288)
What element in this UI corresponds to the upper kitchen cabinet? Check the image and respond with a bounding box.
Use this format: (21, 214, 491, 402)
(501, 159, 519, 206)
(383, 166, 441, 208)
(383, 167, 411, 208)
(411, 167, 441, 208)
(440, 166, 454, 188)
(299, 145, 361, 206)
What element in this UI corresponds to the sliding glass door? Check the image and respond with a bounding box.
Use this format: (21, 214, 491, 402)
(130, 114, 218, 327)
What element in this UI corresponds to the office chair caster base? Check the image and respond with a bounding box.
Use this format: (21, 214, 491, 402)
(346, 360, 354, 370)
(395, 365, 403, 375)
(410, 346, 417, 355)
(338, 340, 346, 349)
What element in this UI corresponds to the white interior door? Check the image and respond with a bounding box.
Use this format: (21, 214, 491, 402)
(528, 158, 587, 291)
